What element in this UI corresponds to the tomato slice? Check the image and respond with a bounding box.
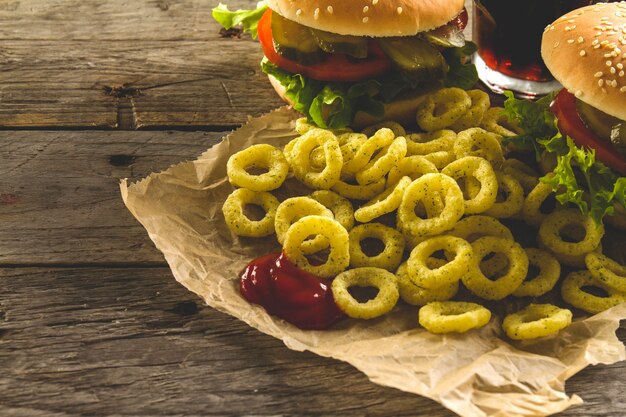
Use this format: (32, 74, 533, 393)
(549, 89, 626, 175)
(257, 9, 392, 82)
(451, 7, 468, 31)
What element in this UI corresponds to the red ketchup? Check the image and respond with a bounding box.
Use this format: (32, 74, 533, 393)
(239, 252, 345, 330)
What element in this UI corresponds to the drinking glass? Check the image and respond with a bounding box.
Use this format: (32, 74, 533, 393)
(472, 0, 607, 99)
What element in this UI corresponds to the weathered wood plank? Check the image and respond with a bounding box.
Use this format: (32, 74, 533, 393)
(0, 130, 224, 264)
(0, 39, 283, 128)
(0, 0, 252, 41)
(1, 266, 624, 417)
(0, 267, 457, 417)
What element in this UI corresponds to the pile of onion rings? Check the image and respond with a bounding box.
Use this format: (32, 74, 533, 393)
(222, 87, 626, 340)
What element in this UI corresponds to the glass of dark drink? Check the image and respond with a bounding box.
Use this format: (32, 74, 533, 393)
(473, 0, 607, 98)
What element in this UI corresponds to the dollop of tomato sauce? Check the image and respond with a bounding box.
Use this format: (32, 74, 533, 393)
(239, 252, 345, 330)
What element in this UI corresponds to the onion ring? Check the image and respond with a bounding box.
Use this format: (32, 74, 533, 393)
(502, 304, 572, 340)
(332, 267, 399, 319)
(418, 301, 491, 333)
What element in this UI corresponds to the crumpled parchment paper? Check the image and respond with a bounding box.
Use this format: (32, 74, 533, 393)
(120, 107, 626, 417)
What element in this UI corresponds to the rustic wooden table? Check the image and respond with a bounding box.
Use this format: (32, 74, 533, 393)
(1, 1, 624, 416)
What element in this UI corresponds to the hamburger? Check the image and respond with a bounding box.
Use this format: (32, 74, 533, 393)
(213, 0, 477, 129)
(502, 1, 626, 228)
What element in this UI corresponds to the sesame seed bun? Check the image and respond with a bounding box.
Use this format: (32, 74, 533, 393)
(541, 2, 626, 120)
(268, 74, 437, 129)
(266, 0, 465, 37)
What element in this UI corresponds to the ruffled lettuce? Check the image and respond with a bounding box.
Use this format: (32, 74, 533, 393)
(502, 90, 626, 225)
(212, 2, 268, 39)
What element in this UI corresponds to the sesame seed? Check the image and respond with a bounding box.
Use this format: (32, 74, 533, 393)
(372, 0, 378, 4)
(611, 79, 618, 87)
(296, 8, 302, 16)
(620, 86, 626, 92)
(314, 8, 320, 19)
(599, 79, 605, 87)
(618, 63, 624, 69)
(611, 67, 617, 74)
(363, 6, 369, 13)
(568, 39, 575, 44)
(580, 50, 587, 56)
(397, 6, 403, 15)
(595, 71, 604, 77)
(592, 39, 600, 45)
(621, 71, 625, 77)
(575, 90, 584, 98)
(607, 60, 613, 66)
(554, 41, 560, 48)
(327, 5, 333, 14)
(578, 36, 584, 43)
(362, 16, 369, 23)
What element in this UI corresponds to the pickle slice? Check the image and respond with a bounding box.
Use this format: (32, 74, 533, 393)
(576, 99, 626, 155)
(423, 24, 465, 48)
(271, 12, 321, 64)
(310, 28, 368, 58)
(376, 37, 447, 84)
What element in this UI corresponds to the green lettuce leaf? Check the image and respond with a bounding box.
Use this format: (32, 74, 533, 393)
(212, 2, 267, 39)
(262, 60, 392, 129)
(503, 90, 626, 225)
(442, 41, 479, 90)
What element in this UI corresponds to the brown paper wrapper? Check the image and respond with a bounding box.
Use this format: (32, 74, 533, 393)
(120, 107, 626, 417)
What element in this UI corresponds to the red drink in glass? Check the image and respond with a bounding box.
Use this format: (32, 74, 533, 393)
(473, 0, 608, 98)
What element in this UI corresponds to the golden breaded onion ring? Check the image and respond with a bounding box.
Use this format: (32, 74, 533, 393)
(442, 156, 498, 215)
(448, 215, 514, 242)
(502, 304, 572, 340)
(561, 270, 626, 314)
(396, 261, 459, 306)
(332, 267, 399, 319)
(283, 215, 349, 278)
(354, 176, 412, 223)
(291, 128, 343, 189)
(397, 173, 465, 240)
(416, 88, 472, 131)
(274, 196, 334, 247)
(538, 208, 604, 258)
(454, 127, 505, 168)
(480, 106, 523, 137)
(483, 171, 525, 219)
(512, 248, 561, 297)
(309, 190, 355, 231)
(407, 235, 474, 289)
(226, 144, 289, 191)
(585, 252, 626, 293)
(348, 223, 405, 271)
(222, 188, 279, 237)
(419, 301, 491, 333)
(450, 89, 491, 132)
(356, 136, 407, 185)
(405, 129, 455, 156)
(342, 127, 395, 177)
(332, 177, 387, 200)
(461, 236, 529, 300)
(387, 155, 438, 185)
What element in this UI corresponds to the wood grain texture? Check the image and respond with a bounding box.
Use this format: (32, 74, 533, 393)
(0, 0, 288, 128)
(0, 131, 223, 264)
(1, 267, 625, 417)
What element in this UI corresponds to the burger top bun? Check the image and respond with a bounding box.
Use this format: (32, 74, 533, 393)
(266, 0, 465, 37)
(541, 1, 626, 120)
